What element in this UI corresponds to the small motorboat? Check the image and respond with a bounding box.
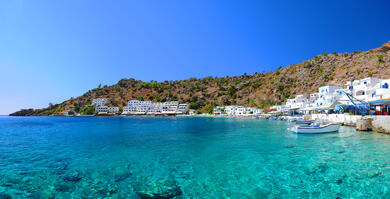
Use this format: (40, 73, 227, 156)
(292, 123, 341, 134)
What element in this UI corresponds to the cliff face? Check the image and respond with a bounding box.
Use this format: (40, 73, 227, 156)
(10, 42, 390, 116)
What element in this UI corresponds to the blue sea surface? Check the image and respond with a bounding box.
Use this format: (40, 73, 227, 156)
(1, 116, 390, 198)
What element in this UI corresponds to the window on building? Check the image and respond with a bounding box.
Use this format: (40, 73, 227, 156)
(383, 83, 389, 89)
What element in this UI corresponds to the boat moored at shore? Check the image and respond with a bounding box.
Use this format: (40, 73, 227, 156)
(292, 123, 341, 134)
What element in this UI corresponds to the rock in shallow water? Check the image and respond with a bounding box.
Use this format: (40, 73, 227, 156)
(114, 172, 132, 182)
(134, 180, 183, 199)
(55, 182, 74, 192)
(63, 170, 83, 182)
(0, 193, 12, 199)
(137, 186, 183, 199)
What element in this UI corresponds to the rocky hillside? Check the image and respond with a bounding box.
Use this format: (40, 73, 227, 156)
(10, 42, 390, 116)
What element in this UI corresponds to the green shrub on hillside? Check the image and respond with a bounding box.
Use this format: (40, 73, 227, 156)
(80, 104, 95, 115)
(356, 68, 361, 74)
(323, 74, 329, 80)
(201, 104, 214, 114)
(304, 61, 312, 67)
(74, 104, 80, 113)
(377, 55, 385, 63)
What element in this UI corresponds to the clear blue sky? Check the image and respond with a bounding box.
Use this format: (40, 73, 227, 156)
(1, 0, 390, 114)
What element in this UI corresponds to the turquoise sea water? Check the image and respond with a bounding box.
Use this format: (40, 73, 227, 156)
(1, 116, 390, 198)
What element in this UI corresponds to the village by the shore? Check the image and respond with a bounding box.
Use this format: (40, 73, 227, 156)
(67, 76, 390, 134)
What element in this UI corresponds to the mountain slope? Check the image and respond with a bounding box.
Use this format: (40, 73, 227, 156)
(10, 42, 390, 116)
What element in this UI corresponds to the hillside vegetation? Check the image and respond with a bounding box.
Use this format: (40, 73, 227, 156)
(10, 42, 390, 116)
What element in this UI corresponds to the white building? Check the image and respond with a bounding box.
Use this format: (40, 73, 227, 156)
(177, 104, 189, 114)
(162, 101, 179, 114)
(281, 77, 390, 114)
(312, 85, 343, 109)
(309, 93, 320, 104)
(224, 106, 237, 115)
(95, 106, 108, 113)
(246, 107, 263, 115)
(276, 105, 289, 113)
(123, 105, 137, 114)
(147, 102, 164, 114)
(235, 106, 246, 115)
(123, 100, 152, 114)
(189, 109, 196, 115)
(373, 79, 390, 101)
(92, 98, 107, 107)
(95, 106, 119, 114)
(122, 100, 188, 115)
(286, 95, 309, 110)
(213, 106, 225, 115)
(345, 77, 390, 102)
(217, 105, 261, 116)
(108, 107, 119, 113)
(346, 78, 381, 102)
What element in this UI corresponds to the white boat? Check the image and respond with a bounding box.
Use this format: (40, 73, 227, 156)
(292, 123, 341, 134)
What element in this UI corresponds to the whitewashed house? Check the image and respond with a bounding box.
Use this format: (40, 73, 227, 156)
(122, 100, 188, 115)
(189, 109, 196, 115)
(303, 93, 320, 111)
(213, 106, 225, 115)
(108, 107, 119, 113)
(137, 102, 152, 113)
(344, 77, 390, 102)
(224, 106, 237, 115)
(95, 106, 109, 113)
(247, 107, 263, 115)
(276, 105, 289, 113)
(177, 104, 189, 114)
(147, 102, 164, 114)
(95, 106, 119, 114)
(162, 101, 179, 114)
(286, 95, 309, 110)
(123, 100, 152, 114)
(312, 85, 343, 109)
(123, 106, 137, 114)
(347, 77, 381, 102)
(373, 79, 390, 101)
(309, 93, 320, 105)
(92, 98, 107, 107)
(235, 106, 246, 115)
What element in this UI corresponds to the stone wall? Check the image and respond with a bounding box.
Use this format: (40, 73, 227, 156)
(311, 114, 362, 126)
(310, 114, 390, 134)
(371, 116, 390, 134)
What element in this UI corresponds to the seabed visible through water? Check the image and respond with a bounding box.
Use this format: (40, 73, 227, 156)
(1, 116, 390, 198)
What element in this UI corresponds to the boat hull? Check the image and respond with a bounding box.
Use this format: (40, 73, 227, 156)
(293, 124, 341, 134)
